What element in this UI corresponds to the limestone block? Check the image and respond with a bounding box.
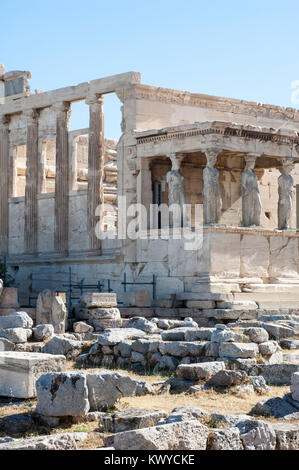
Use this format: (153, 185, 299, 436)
(0, 338, 15, 351)
(219, 342, 258, 359)
(123, 290, 151, 307)
(236, 420, 276, 450)
(258, 341, 279, 356)
(86, 370, 153, 411)
(33, 324, 54, 342)
(107, 420, 210, 450)
(43, 335, 83, 358)
(207, 370, 248, 388)
(73, 321, 94, 333)
(36, 290, 67, 334)
(211, 329, 248, 343)
(184, 328, 214, 341)
(0, 351, 66, 398)
(125, 316, 157, 333)
(243, 327, 269, 344)
(94, 328, 145, 346)
(208, 427, 243, 450)
(210, 232, 241, 278)
(262, 322, 295, 340)
(36, 372, 90, 417)
(0, 311, 33, 329)
(0, 288, 19, 309)
(101, 408, 168, 433)
(269, 237, 299, 279)
(0, 327, 28, 343)
(176, 361, 226, 381)
(159, 341, 204, 358)
(80, 292, 117, 308)
(291, 372, 299, 402)
(88, 307, 122, 330)
(0, 433, 85, 450)
(252, 364, 299, 385)
(273, 423, 299, 450)
(240, 235, 269, 278)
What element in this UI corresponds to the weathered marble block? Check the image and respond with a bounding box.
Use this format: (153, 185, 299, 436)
(80, 292, 117, 308)
(0, 351, 66, 398)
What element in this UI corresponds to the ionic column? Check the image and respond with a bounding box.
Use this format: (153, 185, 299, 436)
(0, 115, 10, 255)
(86, 95, 104, 251)
(241, 154, 262, 227)
(54, 102, 70, 253)
(278, 158, 295, 230)
(24, 108, 39, 254)
(203, 148, 222, 224)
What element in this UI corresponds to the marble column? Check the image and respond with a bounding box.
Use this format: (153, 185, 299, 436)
(203, 148, 222, 224)
(86, 95, 104, 251)
(278, 158, 295, 230)
(166, 153, 186, 227)
(24, 108, 39, 254)
(137, 158, 152, 230)
(0, 115, 10, 255)
(54, 102, 70, 253)
(241, 154, 262, 227)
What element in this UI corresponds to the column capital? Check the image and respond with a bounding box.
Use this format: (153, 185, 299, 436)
(279, 157, 296, 174)
(0, 114, 10, 127)
(85, 94, 104, 106)
(203, 147, 222, 166)
(23, 108, 40, 121)
(168, 153, 184, 170)
(52, 101, 71, 114)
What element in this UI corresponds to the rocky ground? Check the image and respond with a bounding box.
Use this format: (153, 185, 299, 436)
(0, 363, 298, 450)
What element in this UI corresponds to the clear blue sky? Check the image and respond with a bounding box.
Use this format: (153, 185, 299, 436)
(2, 0, 299, 139)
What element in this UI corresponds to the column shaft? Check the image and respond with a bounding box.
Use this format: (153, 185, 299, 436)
(0, 116, 10, 255)
(24, 109, 39, 254)
(54, 102, 70, 253)
(86, 95, 104, 251)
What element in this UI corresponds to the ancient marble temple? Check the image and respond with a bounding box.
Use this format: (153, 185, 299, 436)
(1, 63, 299, 311)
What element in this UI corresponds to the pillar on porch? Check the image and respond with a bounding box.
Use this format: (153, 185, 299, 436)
(0, 115, 10, 255)
(278, 158, 295, 230)
(203, 148, 222, 225)
(54, 102, 70, 253)
(24, 108, 40, 254)
(166, 153, 187, 227)
(86, 94, 104, 251)
(137, 157, 153, 230)
(241, 153, 262, 227)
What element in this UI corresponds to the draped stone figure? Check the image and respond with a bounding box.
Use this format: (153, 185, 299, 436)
(166, 154, 187, 227)
(242, 156, 262, 227)
(278, 160, 295, 230)
(203, 150, 222, 224)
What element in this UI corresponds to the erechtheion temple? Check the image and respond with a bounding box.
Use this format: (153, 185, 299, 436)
(1, 64, 299, 314)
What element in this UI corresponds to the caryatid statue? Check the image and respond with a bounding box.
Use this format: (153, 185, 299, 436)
(278, 158, 295, 230)
(203, 149, 222, 224)
(166, 153, 187, 227)
(242, 154, 262, 227)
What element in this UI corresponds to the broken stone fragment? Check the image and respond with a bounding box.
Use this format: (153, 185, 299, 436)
(36, 372, 90, 417)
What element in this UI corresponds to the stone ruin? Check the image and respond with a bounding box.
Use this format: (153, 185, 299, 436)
(0, 64, 299, 450)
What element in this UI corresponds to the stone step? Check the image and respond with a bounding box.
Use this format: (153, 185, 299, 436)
(176, 293, 234, 302)
(216, 300, 258, 310)
(202, 309, 258, 320)
(191, 283, 241, 294)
